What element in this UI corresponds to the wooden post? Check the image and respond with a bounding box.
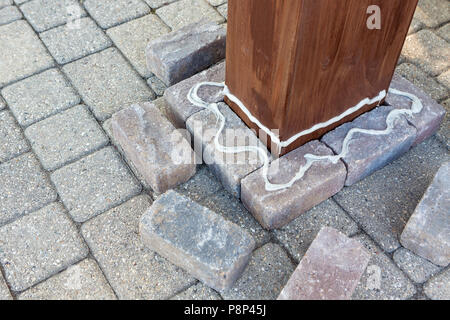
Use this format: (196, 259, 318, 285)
(225, 0, 418, 155)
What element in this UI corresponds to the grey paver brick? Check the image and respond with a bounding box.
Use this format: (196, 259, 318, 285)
(0, 0, 12, 9)
(279, 227, 371, 300)
(0, 20, 54, 88)
(0, 152, 57, 226)
(107, 14, 170, 78)
(63, 48, 155, 121)
(352, 234, 416, 300)
(146, 21, 226, 85)
(84, 0, 150, 29)
(144, 0, 176, 9)
(51, 147, 141, 222)
(147, 76, 167, 97)
(242, 140, 346, 229)
(2, 68, 80, 127)
(220, 243, 295, 300)
(274, 199, 359, 262)
(40, 17, 111, 65)
(0, 5, 22, 26)
(82, 195, 196, 299)
(25, 105, 109, 171)
(175, 165, 222, 202)
(334, 137, 449, 253)
(393, 248, 442, 284)
(18, 259, 116, 300)
(424, 268, 450, 300)
(0, 110, 29, 163)
(171, 282, 221, 300)
(436, 23, 450, 42)
(414, 0, 450, 28)
(0, 202, 88, 292)
(21, 0, 86, 32)
(0, 274, 12, 300)
(156, 0, 225, 30)
(140, 190, 255, 291)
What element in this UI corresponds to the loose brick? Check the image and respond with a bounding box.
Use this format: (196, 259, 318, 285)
(147, 22, 226, 86)
(322, 106, 417, 186)
(278, 227, 371, 300)
(164, 61, 225, 127)
(400, 162, 450, 267)
(139, 190, 255, 291)
(111, 103, 196, 194)
(386, 74, 446, 146)
(241, 141, 346, 230)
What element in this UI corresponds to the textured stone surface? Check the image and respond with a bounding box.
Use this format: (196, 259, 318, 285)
(278, 227, 370, 300)
(25, 105, 109, 171)
(437, 23, 450, 42)
(63, 48, 154, 121)
(84, 0, 150, 29)
(386, 74, 446, 146)
(111, 103, 196, 194)
(322, 106, 417, 186)
(147, 76, 167, 97)
(107, 14, 170, 78)
(393, 248, 442, 284)
(144, 0, 177, 9)
(274, 199, 359, 262)
(0, 5, 22, 26)
(140, 190, 255, 291)
(51, 147, 141, 222)
(0, 20, 54, 87)
(156, 0, 224, 30)
(164, 61, 225, 127)
(242, 141, 346, 230)
(40, 17, 111, 65)
(220, 243, 295, 300)
(352, 234, 416, 300)
(217, 3, 227, 19)
(414, 0, 450, 28)
(0, 202, 88, 292)
(187, 102, 268, 198)
(18, 259, 116, 300)
(0, 110, 29, 162)
(334, 137, 449, 253)
(171, 282, 221, 300)
(147, 21, 226, 86)
(175, 165, 222, 202)
(0, 96, 5, 110)
(0, 153, 57, 226)
(0, 0, 12, 8)
(82, 195, 196, 299)
(0, 274, 12, 300)
(2, 68, 80, 127)
(424, 268, 450, 300)
(400, 162, 450, 267)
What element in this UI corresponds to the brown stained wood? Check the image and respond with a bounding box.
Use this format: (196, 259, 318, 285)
(225, 0, 418, 155)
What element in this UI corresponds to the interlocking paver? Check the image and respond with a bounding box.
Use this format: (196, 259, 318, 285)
(63, 48, 154, 121)
(25, 105, 109, 171)
(424, 268, 450, 300)
(84, 0, 150, 29)
(156, 0, 225, 31)
(0, 274, 12, 300)
(393, 248, 442, 284)
(2, 68, 80, 127)
(0, 0, 12, 9)
(0, 110, 29, 163)
(414, 0, 450, 28)
(274, 199, 359, 262)
(220, 243, 295, 300)
(171, 282, 221, 300)
(352, 234, 416, 300)
(18, 259, 116, 300)
(82, 195, 196, 299)
(51, 147, 141, 223)
(0, 202, 88, 292)
(40, 17, 111, 65)
(107, 14, 170, 78)
(207, 0, 226, 6)
(0, 152, 57, 226)
(436, 23, 450, 42)
(0, 5, 22, 26)
(21, 0, 86, 32)
(144, 0, 176, 9)
(217, 3, 227, 19)
(334, 137, 449, 253)
(0, 20, 54, 88)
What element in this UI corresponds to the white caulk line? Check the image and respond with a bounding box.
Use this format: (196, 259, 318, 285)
(188, 82, 423, 192)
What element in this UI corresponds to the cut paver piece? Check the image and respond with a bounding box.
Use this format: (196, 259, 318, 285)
(0, 5, 22, 26)
(424, 268, 450, 300)
(164, 61, 225, 127)
(241, 141, 346, 230)
(51, 147, 141, 222)
(0, 110, 29, 163)
(386, 74, 446, 146)
(18, 259, 116, 300)
(140, 190, 255, 291)
(322, 105, 417, 186)
(393, 248, 442, 284)
(147, 21, 226, 86)
(0, 202, 88, 292)
(400, 162, 450, 267)
(278, 227, 371, 300)
(111, 102, 196, 194)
